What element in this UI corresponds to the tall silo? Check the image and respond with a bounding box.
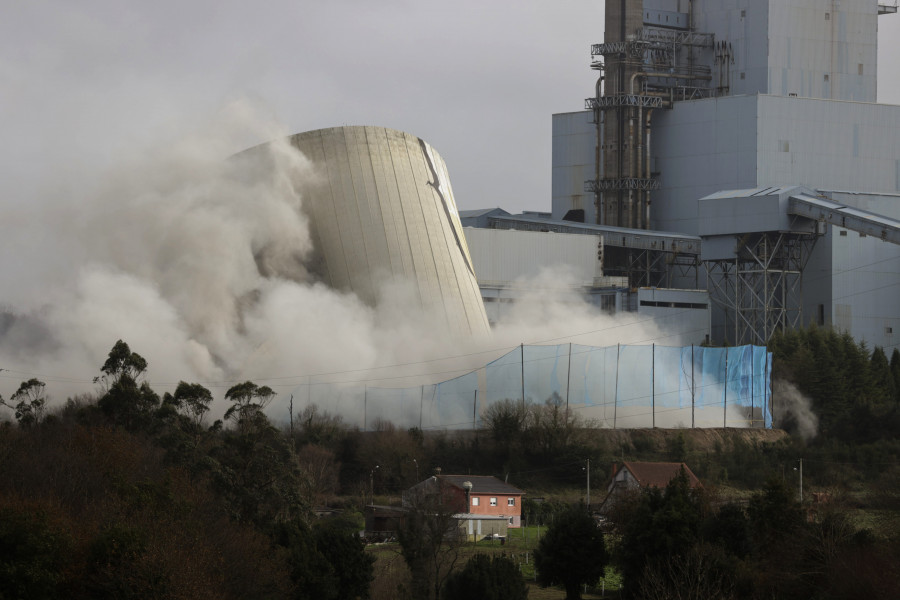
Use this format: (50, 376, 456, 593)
(249, 126, 491, 337)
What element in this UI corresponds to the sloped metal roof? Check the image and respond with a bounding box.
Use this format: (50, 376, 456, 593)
(437, 474, 524, 495)
(620, 461, 702, 489)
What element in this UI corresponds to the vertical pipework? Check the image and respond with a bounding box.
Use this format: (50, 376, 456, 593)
(637, 102, 643, 229)
(645, 109, 653, 228)
(627, 106, 635, 229)
(688, 0, 694, 85)
(595, 76, 604, 224)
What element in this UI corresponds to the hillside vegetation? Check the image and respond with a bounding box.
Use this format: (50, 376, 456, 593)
(1, 327, 899, 598)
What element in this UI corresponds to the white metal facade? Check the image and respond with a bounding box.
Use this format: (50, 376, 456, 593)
(637, 287, 711, 346)
(463, 227, 602, 287)
(551, 0, 900, 347)
(551, 111, 597, 223)
(462, 227, 625, 324)
(282, 126, 491, 337)
(687, 0, 878, 101)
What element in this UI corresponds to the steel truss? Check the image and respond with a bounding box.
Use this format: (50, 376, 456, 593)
(585, 95, 664, 109)
(591, 30, 715, 59)
(705, 232, 819, 346)
(585, 177, 660, 192)
(603, 246, 700, 289)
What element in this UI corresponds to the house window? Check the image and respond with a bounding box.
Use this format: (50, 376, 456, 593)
(509, 517, 514, 525)
(490, 497, 497, 507)
(508, 497, 516, 507)
(472, 497, 479, 506)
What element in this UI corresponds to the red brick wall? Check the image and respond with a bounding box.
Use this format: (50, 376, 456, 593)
(468, 493, 521, 524)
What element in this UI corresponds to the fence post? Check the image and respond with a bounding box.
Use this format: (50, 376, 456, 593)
(723, 347, 728, 428)
(521, 343, 526, 411)
(565, 342, 572, 422)
(613, 344, 620, 429)
(691, 345, 695, 428)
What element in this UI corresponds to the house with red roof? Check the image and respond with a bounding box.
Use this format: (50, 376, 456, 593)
(403, 473, 525, 528)
(598, 461, 702, 514)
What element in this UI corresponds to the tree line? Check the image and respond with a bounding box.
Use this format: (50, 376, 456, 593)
(0, 340, 374, 599)
(3, 326, 900, 598)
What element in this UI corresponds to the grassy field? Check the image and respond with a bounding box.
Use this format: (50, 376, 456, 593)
(365, 525, 621, 599)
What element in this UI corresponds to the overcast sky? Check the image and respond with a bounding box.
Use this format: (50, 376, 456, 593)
(3, 1, 900, 216)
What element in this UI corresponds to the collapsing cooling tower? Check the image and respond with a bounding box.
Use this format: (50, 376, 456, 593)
(284, 126, 490, 337)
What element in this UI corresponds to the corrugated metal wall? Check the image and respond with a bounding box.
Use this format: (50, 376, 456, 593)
(463, 227, 601, 286)
(283, 126, 491, 337)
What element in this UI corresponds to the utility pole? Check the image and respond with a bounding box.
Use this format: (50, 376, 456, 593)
(585, 458, 591, 509)
(370, 465, 380, 506)
(289, 394, 294, 450)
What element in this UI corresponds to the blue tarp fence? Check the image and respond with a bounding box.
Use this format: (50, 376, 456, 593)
(286, 344, 772, 431)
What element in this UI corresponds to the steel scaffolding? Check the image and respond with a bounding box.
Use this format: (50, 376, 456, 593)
(705, 232, 819, 346)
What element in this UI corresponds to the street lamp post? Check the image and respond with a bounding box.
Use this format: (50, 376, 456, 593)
(412, 458, 419, 482)
(370, 465, 379, 505)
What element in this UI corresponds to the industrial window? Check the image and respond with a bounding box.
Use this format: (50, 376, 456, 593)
(741, 9, 746, 17)
(508, 497, 515, 507)
(740, 72, 746, 80)
(887, 327, 894, 334)
(472, 497, 479, 506)
(824, 74, 830, 82)
(825, 12, 830, 20)
(490, 497, 497, 507)
(860, 232, 867, 238)
(859, 64, 864, 76)
(839, 230, 848, 236)
(639, 300, 708, 310)
(818, 304, 825, 326)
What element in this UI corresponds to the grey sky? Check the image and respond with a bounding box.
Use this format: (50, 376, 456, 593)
(3, 1, 900, 215)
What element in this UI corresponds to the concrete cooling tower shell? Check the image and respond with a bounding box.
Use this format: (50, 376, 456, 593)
(285, 126, 490, 337)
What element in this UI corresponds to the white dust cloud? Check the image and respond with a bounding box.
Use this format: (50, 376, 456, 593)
(0, 103, 687, 423)
(773, 379, 819, 441)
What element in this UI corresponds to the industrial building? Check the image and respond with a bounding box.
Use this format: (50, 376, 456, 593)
(464, 0, 900, 347)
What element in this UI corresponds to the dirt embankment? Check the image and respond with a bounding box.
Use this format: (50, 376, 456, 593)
(589, 427, 789, 455)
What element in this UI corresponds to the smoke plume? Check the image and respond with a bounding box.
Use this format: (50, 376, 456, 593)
(0, 103, 686, 421)
(772, 379, 819, 441)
